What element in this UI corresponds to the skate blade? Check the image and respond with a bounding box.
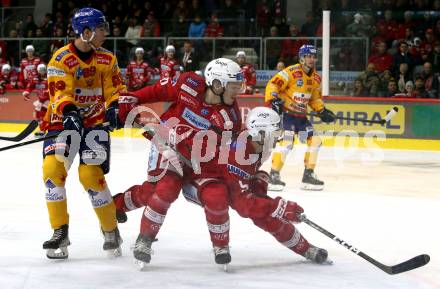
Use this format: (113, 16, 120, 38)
(46, 247, 69, 259)
(134, 259, 149, 271)
(300, 183, 323, 191)
(217, 264, 230, 272)
(268, 184, 285, 191)
(106, 247, 122, 258)
(322, 258, 334, 265)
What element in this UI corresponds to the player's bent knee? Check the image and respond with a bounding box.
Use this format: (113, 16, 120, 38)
(78, 164, 106, 191)
(42, 155, 67, 187)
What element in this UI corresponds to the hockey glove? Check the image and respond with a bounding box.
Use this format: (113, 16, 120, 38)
(271, 98, 284, 116)
(62, 110, 83, 136)
(105, 102, 121, 131)
(318, 107, 336, 123)
(250, 170, 270, 197)
(271, 197, 304, 223)
(118, 94, 139, 125)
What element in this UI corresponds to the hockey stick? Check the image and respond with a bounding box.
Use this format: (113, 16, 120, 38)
(0, 120, 39, 142)
(305, 106, 399, 125)
(0, 122, 110, 152)
(299, 215, 430, 275)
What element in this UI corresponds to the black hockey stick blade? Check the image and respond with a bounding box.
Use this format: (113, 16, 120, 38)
(0, 120, 39, 142)
(385, 254, 430, 275)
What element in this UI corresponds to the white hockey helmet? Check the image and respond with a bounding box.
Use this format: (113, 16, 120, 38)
(246, 107, 280, 137)
(204, 57, 244, 88)
(236, 50, 246, 58)
(1, 64, 11, 74)
(165, 45, 175, 53)
(25, 45, 35, 52)
(37, 63, 46, 73)
(135, 47, 144, 54)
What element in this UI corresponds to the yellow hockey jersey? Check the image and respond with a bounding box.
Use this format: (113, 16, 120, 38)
(265, 64, 324, 114)
(44, 43, 126, 130)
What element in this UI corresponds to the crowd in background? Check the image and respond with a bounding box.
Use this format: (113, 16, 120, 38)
(0, 0, 439, 98)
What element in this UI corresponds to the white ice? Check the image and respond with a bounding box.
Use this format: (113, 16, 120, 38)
(0, 136, 439, 289)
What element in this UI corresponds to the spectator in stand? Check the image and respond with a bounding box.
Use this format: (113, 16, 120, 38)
(31, 28, 50, 62)
(204, 12, 224, 38)
(6, 29, 19, 66)
(125, 17, 142, 48)
(357, 63, 380, 96)
(236, 51, 256, 94)
(301, 11, 318, 37)
(188, 14, 206, 38)
(280, 24, 307, 66)
(395, 11, 415, 41)
(181, 41, 199, 72)
(159, 45, 181, 80)
(333, 46, 352, 71)
(39, 13, 53, 37)
(19, 45, 41, 88)
(23, 14, 37, 37)
(351, 79, 369, 96)
(368, 41, 393, 73)
(414, 76, 430, 98)
(427, 41, 440, 74)
(126, 47, 159, 91)
(392, 41, 416, 75)
(0, 47, 6, 70)
(172, 13, 189, 37)
(53, 11, 66, 33)
(273, 15, 289, 36)
(422, 29, 436, 56)
(395, 81, 417, 98)
(276, 60, 286, 71)
(0, 64, 23, 94)
(410, 37, 425, 64)
(111, 26, 127, 66)
(346, 13, 369, 37)
(256, 0, 271, 36)
(415, 11, 435, 38)
(140, 1, 154, 21)
(141, 11, 160, 37)
(395, 62, 412, 93)
(188, 0, 206, 21)
(383, 79, 398, 97)
(402, 27, 415, 45)
(378, 69, 394, 96)
(435, 19, 440, 42)
(419, 62, 439, 98)
(219, 0, 239, 36)
(266, 26, 281, 69)
(376, 10, 398, 46)
(50, 26, 65, 55)
(172, 0, 188, 25)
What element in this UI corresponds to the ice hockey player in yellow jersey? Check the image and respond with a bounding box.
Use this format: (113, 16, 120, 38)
(41, 7, 126, 259)
(265, 44, 336, 191)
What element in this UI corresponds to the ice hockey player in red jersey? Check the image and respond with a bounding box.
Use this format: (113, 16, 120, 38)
(236, 50, 257, 94)
(0, 64, 23, 94)
(125, 47, 159, 91)
(159, 45, 181, 80)
(19, 45, 42, 88)
(23, 63, 49, 136)
(115, 58, 245, 268)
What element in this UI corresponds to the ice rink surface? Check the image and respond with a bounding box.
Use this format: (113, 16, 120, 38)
(0, 137, 439, 289)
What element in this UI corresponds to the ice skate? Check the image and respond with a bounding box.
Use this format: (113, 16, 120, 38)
(132, 234, 156, 270)
(301, 168, 324, 191)
(43, 224, 70, 259)
(303, 244, 332, 264)
(102, 227, 123, 258)
(268, 170, 286, 191)
(214, 246, 231, 271)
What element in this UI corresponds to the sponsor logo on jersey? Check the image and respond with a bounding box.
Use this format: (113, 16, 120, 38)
(186, 77, 199, 87)
(277, 70, 289, 80)
(293, 71, 303, 79)
(64, 55, 79, 69)
(293, 92, 311, 103)
(74, 88, 104, 103)
(181, 83, 198, 96)
(47, 66, 66, 77)
(227, 164, 251, 180)
(96, 54, 112, 65)
(201, 108, 210, 115)
(297, 79, 303, 87)
(182, 107, 211, 129)
(179, 94, 198, 107)
(307, 79, 313, 85)
(76, 66, 96, 79)
(55, 50, 70, 62)
(313, 73, 321, 83)
(87, 189, 110, 208)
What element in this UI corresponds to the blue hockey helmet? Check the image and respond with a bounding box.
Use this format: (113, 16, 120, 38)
(71, 7, 109, 35)
(298, 44, 317, 58)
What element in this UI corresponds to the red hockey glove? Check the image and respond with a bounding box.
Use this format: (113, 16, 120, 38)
(250, 170, 270, 197)
(271, 197, 304, 223)
(118, 94, 138, 125)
